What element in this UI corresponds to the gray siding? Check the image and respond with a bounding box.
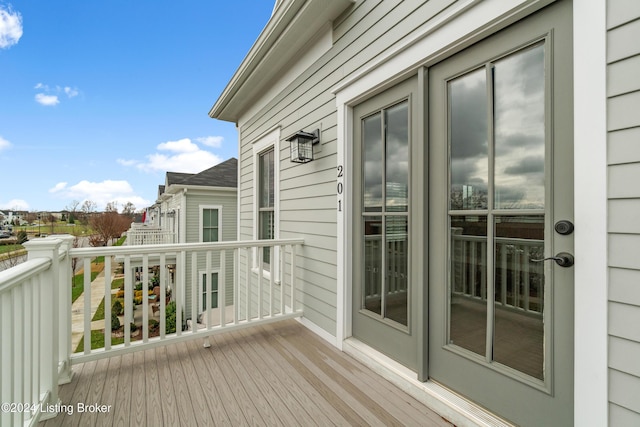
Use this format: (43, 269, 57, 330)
(183, 191, 237, 317)
(607, 0, 640, 424)
(237, 0, 456, 336)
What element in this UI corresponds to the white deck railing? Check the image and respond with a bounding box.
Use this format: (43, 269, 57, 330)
(125, 226, 176, 245)
(0, 235, 303, 424)
(0, 236, 75, 426)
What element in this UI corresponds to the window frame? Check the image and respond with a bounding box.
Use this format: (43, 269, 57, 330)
(199, 205, 223, 243)
(252, 128, 280, 280)
(197, 270, 220, 315)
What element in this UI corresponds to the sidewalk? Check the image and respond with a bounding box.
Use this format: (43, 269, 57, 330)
(70, 260, 119, 351)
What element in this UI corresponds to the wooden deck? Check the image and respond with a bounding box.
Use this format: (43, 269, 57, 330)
(42, 320, 452, 426)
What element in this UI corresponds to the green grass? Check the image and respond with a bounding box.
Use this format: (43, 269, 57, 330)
(71, 271, 100, 303)
(74, 330, 124, 353)
(0, 244, 23, 255)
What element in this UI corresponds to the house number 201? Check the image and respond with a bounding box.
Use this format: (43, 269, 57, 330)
(337, 165, 344, 212)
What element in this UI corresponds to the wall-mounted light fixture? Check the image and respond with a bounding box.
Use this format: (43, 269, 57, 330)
(287, 129, 320, 163)
(167, 210, 176, 218)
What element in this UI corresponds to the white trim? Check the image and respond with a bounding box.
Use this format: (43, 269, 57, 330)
(296, 316, 338, 348)
(573, 1, 608, 425)
(198, 205, 222, 243)
(252, 127, 281, 280)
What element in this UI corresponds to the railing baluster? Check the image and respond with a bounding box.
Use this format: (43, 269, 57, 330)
(124, 256, 132, 347)
(234, 249, 239, 325)
(290, 244, 297, 312)
(142, 254, 149, 342)
(105, 256, 112, 351)
(269, 246, 275, 317)
(160, 253, 166, 340)
(280, 244, 285, 315)
(206, 250, 212, 329)
(257, 245, 263, 320)
(245, 247, 251, 321)
(83, 258, 91, 354)
(220, 249, 226, 327)
(176, 251, 183, 337)
(191, 252, 198, 334)
(14, 286, 23, 423)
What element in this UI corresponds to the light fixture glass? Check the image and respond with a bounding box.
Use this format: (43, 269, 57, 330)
(288, 129, 319, 163)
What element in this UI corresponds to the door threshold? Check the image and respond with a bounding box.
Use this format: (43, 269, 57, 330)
(343, 338, 515, 427)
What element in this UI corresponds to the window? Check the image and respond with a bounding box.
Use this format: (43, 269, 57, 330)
(199, 205, 222, 242)
(200, 272, 218, 312)
(252, 128, 279, 277)
(259, 148, 275, 269)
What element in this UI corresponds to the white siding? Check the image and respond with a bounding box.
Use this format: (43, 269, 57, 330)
(607, 0, 640, 423)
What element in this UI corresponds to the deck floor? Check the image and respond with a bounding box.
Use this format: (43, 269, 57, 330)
(42, 320, 452, 426)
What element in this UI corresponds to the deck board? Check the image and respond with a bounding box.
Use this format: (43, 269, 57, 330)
(42, 320, 452, 426)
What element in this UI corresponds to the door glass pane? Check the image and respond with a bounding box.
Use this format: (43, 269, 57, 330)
(363, 113, 383, 212)
(494, 44, 545, 209)
(363, 216, 382, 315)
(385, 216, 408, 325)
(385, 101, 409, 212)
(449, 216, 487, 356)
(494, 215, 544, 379)
(450, 68, 488, 210)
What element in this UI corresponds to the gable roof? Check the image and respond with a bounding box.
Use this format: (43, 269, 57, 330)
(166, 172, 193, 186)
(179, 157, 237, 188)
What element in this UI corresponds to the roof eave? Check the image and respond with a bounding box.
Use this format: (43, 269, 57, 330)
(209, 0, 354, 123)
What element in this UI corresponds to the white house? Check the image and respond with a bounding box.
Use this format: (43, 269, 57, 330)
(210, 1, 637, 426)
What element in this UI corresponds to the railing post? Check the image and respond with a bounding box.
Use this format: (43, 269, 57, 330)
(23, 237, 63, 420)
(55, 235, 75, 384)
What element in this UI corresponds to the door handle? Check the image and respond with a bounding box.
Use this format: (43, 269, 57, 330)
(531, 252, 574, 267)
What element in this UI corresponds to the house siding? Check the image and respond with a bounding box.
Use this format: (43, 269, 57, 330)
(183, 192, 237, 317)
(237, 0, 454, 336)
(607, 0, 640, 424)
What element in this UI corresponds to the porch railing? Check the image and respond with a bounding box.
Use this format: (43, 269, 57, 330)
(125, 226, 176, 245)
(0, 235, 303, 425)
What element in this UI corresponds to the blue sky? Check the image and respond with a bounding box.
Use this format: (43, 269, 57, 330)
(0, 1, 273, 212)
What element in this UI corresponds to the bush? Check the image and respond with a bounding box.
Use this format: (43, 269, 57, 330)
(129, 322, 138, 332)
(111, 312, 120, 331)
(112, 299, 124, 316)
(16, 230, 28, 244)
(166, 301, 177, 334)
(149, 319, 159, 332)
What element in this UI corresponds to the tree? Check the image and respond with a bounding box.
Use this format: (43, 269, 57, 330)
(89, 211, 132, 246)
(105, 201, 118, 213)
(122, 202, 136, 218)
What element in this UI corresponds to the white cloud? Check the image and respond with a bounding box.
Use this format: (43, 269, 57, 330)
(157, 138, 199, 153)
(49, 180, 150, 212)
(34, 83, 80, 105)
(0, 5, 22, 49)
(119, 137, 222, 173)
(0, 199, 29, 210)
(64, 86, 79, 98)
(196, 136, 224, 148)
(35, 93, 60, 106)
(0, 136, 11, 151)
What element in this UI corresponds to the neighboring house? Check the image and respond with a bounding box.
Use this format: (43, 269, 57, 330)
(130, 158, 238, 321)
(210, 1, 635, 426)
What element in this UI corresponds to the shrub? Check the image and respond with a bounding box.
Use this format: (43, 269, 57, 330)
(112, 299, 123, 316)
(149, 319, 159, 332)
(134, 282, 143, 291)
(111, 312, 120, 331)
(166, 301, 177, 334)
(16, 230, 28, 244)
(129, 322, 138, 332)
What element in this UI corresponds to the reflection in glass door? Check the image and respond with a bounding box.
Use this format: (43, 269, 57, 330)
(362, 100, 409, 327)
(448, 42, 547, 379)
